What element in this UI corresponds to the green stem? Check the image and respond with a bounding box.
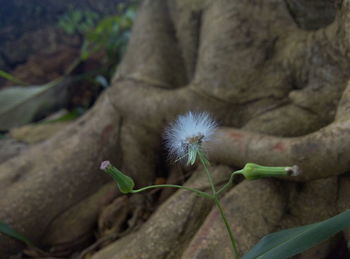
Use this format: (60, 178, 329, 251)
(198, 152, 216, 195)
(216, 180, 233, 197)
(198, 151, 240, 259)
(131, 184, 213, 199)
(216, 170, 242, 196)
(214, 197, 240, 259)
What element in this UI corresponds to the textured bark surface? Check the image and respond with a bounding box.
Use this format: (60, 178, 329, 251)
(91, 166, 231, 259)
(1, 0, 350, 258)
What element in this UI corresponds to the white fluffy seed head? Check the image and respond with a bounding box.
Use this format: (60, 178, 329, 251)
(164, 112, 217, 162)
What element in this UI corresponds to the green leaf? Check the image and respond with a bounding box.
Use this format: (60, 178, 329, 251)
(72, 11, 82, 23)
(125, 9, 136, 20)
(242, 210, 350, 259)
(0, 221, 33, 246)
(43, 108, 83, 123)
(0, 70, 27, 85)
(0, 78, 68, 130)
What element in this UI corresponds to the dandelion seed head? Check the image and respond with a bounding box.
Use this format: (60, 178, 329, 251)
(164, 112, 217, 162)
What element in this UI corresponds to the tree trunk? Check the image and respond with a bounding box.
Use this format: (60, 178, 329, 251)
(1, 0, 350, 258)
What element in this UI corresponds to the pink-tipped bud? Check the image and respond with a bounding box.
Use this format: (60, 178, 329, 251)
(100, 160, 112, 171)
(238, 163, 301, 180)
(99, 160, 135, 194)
(285, 165, 301, 176)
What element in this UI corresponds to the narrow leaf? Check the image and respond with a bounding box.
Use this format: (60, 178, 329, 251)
(242, 210, 350, 259)
(0, 221, 33, 246)
(0, 70, 27, 85)
(0, 78, 68, 130)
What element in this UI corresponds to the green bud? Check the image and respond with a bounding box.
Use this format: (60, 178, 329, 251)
(237, 163, 300, 180)
(100, 161, 135, 193)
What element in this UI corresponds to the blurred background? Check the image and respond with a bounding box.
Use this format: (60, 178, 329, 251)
(0, 0, 139, 158)
(2, 1, 350, 259)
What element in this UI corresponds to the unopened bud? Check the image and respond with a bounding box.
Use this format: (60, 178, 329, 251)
(285, 165, 301, 176)
(237, 163, 301, 180)
(99, 161, 135, 193)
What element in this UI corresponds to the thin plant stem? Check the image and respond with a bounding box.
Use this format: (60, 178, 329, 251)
(132, 184, 213, 199)
(216, 172, 235, 197)
(214, 197, 240, 259)
(216, 170, 243, 196)
(198, 151, 216, 195)
(198, 151, 240, 259)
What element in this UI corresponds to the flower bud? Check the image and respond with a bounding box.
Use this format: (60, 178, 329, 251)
(100, 161, 135, 193)
(238, 163, 301, 180)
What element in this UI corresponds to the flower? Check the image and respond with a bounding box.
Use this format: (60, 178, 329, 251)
(164, 112, 217, 165)
(100, 160, 112, 170)
(285, 165, 301, 176)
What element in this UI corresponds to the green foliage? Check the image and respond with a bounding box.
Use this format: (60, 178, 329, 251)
(81, 3, 137, 64)
(242, 209, 350, 259)
(0, 70, 27, 85)
(43, 108, 84, 123)
(0, 221, 33, 246)
(57, 3, 138, 85)
(0, 78, 67, 130)
(57, 8, 100, 35)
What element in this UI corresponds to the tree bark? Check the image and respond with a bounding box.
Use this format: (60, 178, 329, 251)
(1, 0, 350, 257)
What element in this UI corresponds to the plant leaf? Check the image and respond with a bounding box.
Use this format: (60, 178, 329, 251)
(0, 78, 68, 130)
(0, 221, 33, 246)
(42, 109, 83, 123)
(0, 70, 27, 85)
(242, 210, 350, 259)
